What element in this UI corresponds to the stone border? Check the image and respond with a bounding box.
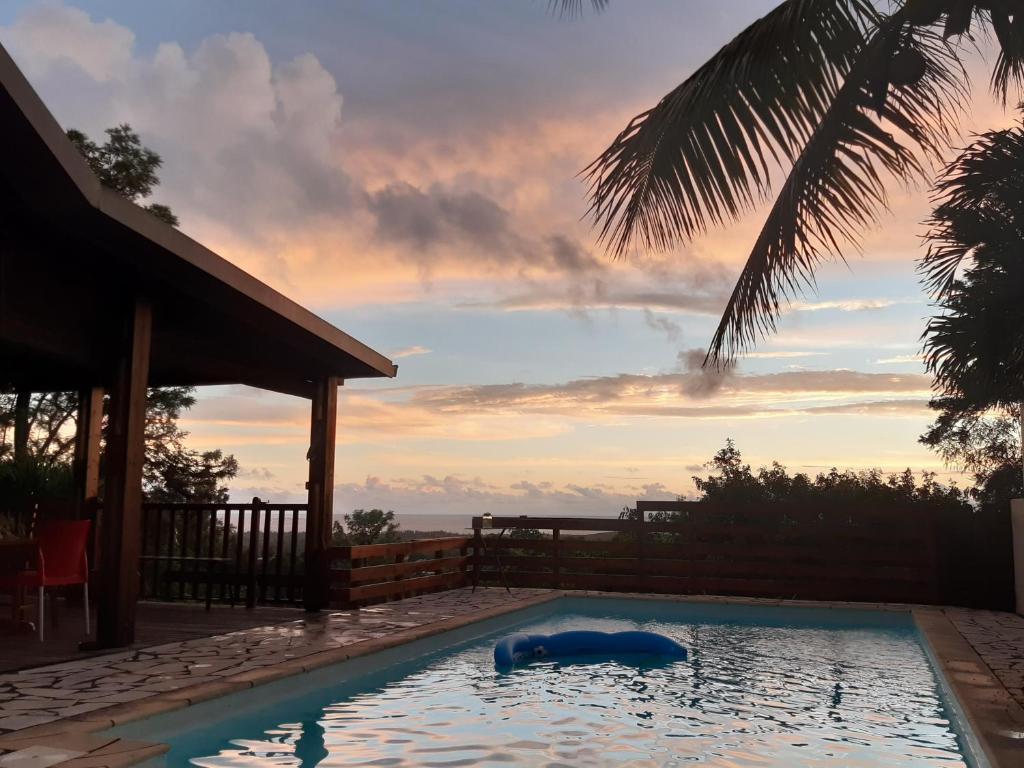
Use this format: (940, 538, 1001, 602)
(916, 609, 1024, 768)
(2, 590, 1020, 768)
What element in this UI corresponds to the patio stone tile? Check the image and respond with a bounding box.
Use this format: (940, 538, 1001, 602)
(0, 718, 57, 733)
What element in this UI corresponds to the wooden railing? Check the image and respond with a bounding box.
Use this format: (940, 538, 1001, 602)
(328, 537, 473, 607)
(139, 498, 306, 606)
(470, 505, 945, 604)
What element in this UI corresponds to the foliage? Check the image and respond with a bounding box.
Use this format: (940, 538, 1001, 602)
(141, 388, 238, 503)
(332, 509, 400, 545)
(509, 527, 544, 540)
(0, 392, 78, 462)
(0, 457, 74, 503)
(0, 514, 24, 541)
(689, 439, 969, 512)
(581, 1, 1024, 363)
(919, 117, 1024, 411)
(916, 115, 1024, 520)
(67, 124, 179, 226)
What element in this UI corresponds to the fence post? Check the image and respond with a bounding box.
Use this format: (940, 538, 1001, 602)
(246, 497, 261, 609)
(552, 528, 561, 588)
(636, 517, 648, 591)
(473, 526, 482, 589)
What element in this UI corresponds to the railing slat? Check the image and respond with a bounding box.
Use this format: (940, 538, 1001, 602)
(137, 499, 304, 607)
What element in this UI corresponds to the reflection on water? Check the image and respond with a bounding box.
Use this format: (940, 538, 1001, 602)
(186, 613, 969, 768)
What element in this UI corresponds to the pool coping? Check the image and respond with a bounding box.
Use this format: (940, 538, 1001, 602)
(1, 590, 1021, 768)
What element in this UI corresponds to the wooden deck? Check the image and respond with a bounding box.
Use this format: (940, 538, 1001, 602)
(0, 598, 305, 673)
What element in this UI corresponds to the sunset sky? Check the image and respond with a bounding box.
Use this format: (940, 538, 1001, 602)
(2, 1, 1013, 519)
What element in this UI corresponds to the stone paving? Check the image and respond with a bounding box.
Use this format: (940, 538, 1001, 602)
(0, 587, 550, 734)
(946, 606, 1024, 710)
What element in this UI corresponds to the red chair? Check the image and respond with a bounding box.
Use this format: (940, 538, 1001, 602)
(0, 520, 91, 641)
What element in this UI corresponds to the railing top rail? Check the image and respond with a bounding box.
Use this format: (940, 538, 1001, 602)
(473, 517, 639, 532)
(140, 502, 309, 511)
(471, 514, 935, 536)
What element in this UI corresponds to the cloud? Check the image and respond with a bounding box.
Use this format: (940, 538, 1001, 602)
(366, 182, 605, 279)
(0, 3, 617, 307)
(787, 298, 916, 313)
(643, 309, 682, 342)
(399, 369, 933, 419)
(874, 354, 924, 365)
(331, 473, 680, 518)
(390, 345, 432, 359)
(467, 281, 729, 315)
(677, 347, 734, 398)
(741, 351, 828, 360)
(368, 182, 515, 254)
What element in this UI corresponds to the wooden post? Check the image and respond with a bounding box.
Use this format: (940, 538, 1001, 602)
(246, 497, 261, 609)
(472, 526, 482, 589)
(552, 528, 561, 588)
(303, 376, 340, 612)
(94, 299, 151, 649)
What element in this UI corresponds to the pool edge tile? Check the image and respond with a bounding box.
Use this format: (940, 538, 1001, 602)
(915, 608, 1024, 768)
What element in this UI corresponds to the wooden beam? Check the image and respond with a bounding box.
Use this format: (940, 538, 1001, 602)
(303, 376, 340, 612)
(94, 299, 151, 648)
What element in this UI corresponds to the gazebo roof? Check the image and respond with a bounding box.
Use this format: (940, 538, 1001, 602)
(0, 43, 396, 399)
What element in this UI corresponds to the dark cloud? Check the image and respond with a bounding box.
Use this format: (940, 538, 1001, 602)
(366, 182, 603, 276)
(678, 347, 734, 398)
(368, 182, 513, 253)
(547, 234, 603, 273)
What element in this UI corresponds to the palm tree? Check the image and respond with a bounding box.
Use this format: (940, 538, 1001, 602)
(919, 117, 1024, 486)
(579, 0, 1024, 364)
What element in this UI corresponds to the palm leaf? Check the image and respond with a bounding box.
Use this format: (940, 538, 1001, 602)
(920, 120, 1024, 297)
(706, 23, 966, 362)
(989, 3, 1024, 102)
(584, 0, 881, 259)
(549, 0, 608, 18)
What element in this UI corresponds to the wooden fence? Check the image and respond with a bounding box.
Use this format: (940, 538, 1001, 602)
(470, 504, 946, 604)
(139, 498, 306, 606)
(328, 537, 473, 607)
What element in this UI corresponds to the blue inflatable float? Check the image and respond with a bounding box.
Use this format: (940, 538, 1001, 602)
(493, 630, 686, 668)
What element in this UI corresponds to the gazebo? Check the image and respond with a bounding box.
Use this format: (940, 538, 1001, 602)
(0, 44, 396, 648)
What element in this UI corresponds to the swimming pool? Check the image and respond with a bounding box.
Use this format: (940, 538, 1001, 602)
(112, 597, 984, 767)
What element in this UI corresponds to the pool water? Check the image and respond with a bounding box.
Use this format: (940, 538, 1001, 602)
(116, 598, 979, 767)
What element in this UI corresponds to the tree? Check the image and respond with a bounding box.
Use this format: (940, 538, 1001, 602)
(579, 0, 1024, 363)
(142, 388, 238, 503)
(0, 125, 235, 502)
(333, 509, 400, 546)
(67, 124, 178, 226)
(919, 117, 1024, 415)
(917, 116, 1024, 499)
(689, 439, 968, 511)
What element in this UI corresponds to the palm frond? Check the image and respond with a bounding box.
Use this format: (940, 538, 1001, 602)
(583, 0, 881, 259)
(988, 3, 1024, 102)
(549, 0, 608, 18)
(920, 119, 1024, 297)
(706, 23, 966, 363)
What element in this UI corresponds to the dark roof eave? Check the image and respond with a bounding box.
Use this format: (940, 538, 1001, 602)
(96, 190, 397, 380)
